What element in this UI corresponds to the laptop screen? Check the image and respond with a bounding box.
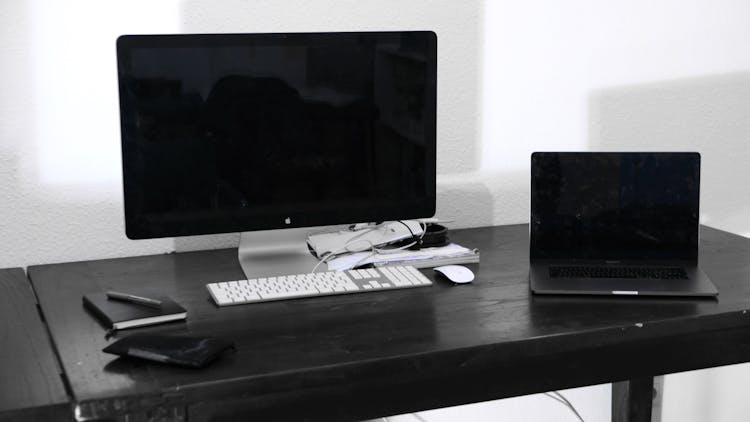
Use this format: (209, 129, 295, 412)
(530, 152, 700, 261)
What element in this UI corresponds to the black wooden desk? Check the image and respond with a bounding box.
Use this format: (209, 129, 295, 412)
(0, 268, 70, 421)
(27, 224, 750, 422)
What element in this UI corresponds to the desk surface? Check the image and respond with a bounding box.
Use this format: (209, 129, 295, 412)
(0, 268, 69, 421)
(28, 224, 750, 421)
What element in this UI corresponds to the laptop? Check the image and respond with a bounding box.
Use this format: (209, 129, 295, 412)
(529, 152, 718, 297)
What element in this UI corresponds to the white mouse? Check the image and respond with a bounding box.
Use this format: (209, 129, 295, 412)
(433, 265, 474, 284)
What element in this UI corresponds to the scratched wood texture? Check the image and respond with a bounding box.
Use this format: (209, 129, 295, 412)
(28, 224, 750, 421)
(0, 268, 70, 421)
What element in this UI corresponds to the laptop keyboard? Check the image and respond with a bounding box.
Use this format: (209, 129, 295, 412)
(549, 266, 688, 280)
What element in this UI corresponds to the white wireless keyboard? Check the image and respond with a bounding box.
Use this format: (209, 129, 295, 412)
(207, 265, 432, 306)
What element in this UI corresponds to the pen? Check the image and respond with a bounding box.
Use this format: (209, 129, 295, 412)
(105, 291, 162, 308)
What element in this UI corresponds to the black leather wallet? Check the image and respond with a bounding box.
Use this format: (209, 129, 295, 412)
(103, 334, 235, 368)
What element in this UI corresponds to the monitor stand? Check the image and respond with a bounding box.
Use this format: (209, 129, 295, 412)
(238, 228, 321, 279)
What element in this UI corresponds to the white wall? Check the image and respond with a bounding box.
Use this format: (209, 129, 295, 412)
(480, 3, 750, 420)
(2, 0, 750, 420)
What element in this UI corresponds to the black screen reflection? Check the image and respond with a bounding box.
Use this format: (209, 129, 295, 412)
(530, 152, 700, 261)
(118, 33, 436, 237)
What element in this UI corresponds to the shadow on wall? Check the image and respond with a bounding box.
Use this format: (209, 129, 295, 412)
(437, 175, 495, 228)
(588, 71, 750, 237)
(436, 169, 529, 229)
(174, 232, 239, 253)
(172, 0, 488, 252)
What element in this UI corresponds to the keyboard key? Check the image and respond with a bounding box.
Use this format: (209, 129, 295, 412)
(206, 266, 433, 306)
(343, 282, 360, 292)
(260, 290, 319, 300)
(242, 292, 261, 301)
(549, 266, 688, 280)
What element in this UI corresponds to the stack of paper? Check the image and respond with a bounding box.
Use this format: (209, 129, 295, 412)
(307, 221, 425, 258)
(326, 243, 479, 271)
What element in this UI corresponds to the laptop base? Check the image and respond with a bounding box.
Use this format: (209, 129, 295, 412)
(529, 263, 718, 297)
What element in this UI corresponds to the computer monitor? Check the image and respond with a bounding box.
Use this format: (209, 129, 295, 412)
(116, 31, 437, 276)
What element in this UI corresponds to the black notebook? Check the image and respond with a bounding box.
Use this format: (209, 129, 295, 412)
(83, 293, 187, 330)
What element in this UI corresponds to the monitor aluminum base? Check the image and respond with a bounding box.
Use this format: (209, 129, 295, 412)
(238, 228, 320, 279)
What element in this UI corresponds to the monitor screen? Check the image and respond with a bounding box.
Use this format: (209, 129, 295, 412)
(530, 152, 700, 261)
(117, 32, 437, 239)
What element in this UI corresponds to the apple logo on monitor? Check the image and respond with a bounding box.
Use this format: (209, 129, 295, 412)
(285, 217, 291, 225)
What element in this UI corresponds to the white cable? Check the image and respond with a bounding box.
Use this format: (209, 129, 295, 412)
(309, 222, 389, 272)
(543, 391, 585, 422)
(551, 390, 583, 419)
(310, 238, 377, 273)
(348, 250, 377, 270)
(348, 221, 426, 268)
(411, 413, 428, 422)
(310, 221, 426, 272)
(371, 220, 427, 254)
(544, 392, 567, 406)
(310, 252, 335, 273)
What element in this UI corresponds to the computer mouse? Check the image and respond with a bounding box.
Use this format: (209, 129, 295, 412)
(433, 265, 474, 284)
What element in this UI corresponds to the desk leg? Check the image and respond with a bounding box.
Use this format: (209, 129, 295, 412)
(612, 377, 654, 422)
